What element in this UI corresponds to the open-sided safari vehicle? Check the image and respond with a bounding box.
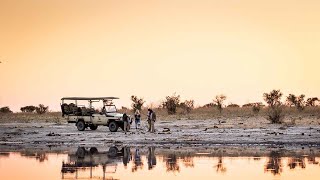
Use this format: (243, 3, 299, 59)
(61, 97, 125, 132)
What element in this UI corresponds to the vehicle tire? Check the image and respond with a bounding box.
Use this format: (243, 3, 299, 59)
(90, 147, 98, 154)
(109, 121, 119, 132)
(108, 146, 118, 157)
(76, 147, 86, 158)
(89, 125, 98, 130)
(76, 120, 86, 131)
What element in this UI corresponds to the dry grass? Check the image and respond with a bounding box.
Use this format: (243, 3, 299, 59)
(0, 112, 64, 123)
(1, 107, 319, 124)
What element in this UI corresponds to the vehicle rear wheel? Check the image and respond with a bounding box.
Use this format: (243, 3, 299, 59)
(76, 120, 86, 131)
(109, 121, 119, 132)
(76, 147, 86, 158)
(89, 124, 98, 130)
(90, 147, 98, 154)
(108, 146, 118, 157)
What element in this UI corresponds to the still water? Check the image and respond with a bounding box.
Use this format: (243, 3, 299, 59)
(0, 146, 320, 180)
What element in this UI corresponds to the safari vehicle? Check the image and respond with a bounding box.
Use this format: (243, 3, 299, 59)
(61, 97, 126, 132)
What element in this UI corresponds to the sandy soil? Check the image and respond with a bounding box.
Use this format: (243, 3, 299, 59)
(1, 117, 320, 152)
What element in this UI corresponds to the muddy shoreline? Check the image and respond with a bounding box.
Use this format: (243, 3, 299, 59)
(1, 119, 320, 153)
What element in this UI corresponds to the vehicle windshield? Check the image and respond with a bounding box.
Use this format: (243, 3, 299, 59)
(105, 105, 117, 113)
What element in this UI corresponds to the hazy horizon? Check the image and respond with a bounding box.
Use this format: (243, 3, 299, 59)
(1, 0, 320, 111)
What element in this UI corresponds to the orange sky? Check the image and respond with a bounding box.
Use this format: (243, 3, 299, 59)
(0, 0, 320, 111)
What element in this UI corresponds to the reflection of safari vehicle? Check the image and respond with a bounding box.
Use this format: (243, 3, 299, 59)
(61, 97, 126, 132)
(61, 147, 123, 179)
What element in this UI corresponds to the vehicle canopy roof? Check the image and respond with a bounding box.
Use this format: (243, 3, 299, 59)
(61, 97, 119, 101)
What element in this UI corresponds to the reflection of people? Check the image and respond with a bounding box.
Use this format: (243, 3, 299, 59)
(147, 109, 156, 132)
(132, 148, 143, 172)
(123, 147, 131, 168)
(134, 110, 141, 130)
(148, 147, 157, 170)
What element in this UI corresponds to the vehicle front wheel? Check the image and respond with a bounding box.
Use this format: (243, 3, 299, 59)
(89, 125, 98, 130)
(76, 120, 86, 131)
(109, 121, 119, 132)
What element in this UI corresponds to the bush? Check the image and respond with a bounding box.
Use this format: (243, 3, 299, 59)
(227, 103, 240, 108)
(213, 94, 227, 113)
(306, 97, 319, 107)
(0, 106, 13, 113)
(202, 103, 216, 108)
(162, 93, 181, 115)
(286, 94, 305, 111)
(252, 103, 262, 113)
(263, 90, 284, 124)
(35, 104, 49, 114)
(131, 95, 145, 112)
(179, 100, 195, 114)
(20, 106, 36, 113)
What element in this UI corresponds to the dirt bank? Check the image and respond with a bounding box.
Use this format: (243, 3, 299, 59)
(0, 118, 320, 152)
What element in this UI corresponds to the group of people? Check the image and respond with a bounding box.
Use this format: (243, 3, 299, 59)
(122, 108, 156, 134)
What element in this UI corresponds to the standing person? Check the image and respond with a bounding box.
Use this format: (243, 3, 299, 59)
(147, 109, 151, 132)
(148, 109, 156, 133)
(123, 113, 129, 134)
(134, 110, 141, 130)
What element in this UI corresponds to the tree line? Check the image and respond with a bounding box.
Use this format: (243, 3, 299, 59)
(130, 90, 319, 124)
(0, 104, 49, 114)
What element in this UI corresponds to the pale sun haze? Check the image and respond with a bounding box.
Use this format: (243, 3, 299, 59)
(0, 0, 319, 111)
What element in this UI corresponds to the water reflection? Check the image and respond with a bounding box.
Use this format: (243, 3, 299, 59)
(1, 147, 320, 180)
(148, 147, 157, 170)
(264, 151, 283, 175)
(165, 153, 180, 173)
(61, 146, 123, 179)
(215, 157, 227, 173)
(132, 148, 143, 172)
(288, 156, 306, 169)
(21, 152, 48, 162)
(181, 153, 194, 168)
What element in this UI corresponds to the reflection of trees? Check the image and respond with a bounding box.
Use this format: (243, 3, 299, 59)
(21, 152, 48, 163)
(288, 157, 306, 169)
(264, 151, 282, 175)
(132, 149, 143, 172)
(214, 157, 227, 173)
(307, 150, 319, 165)
(182, 155, 194, 168)
(165, 154, 180, 173)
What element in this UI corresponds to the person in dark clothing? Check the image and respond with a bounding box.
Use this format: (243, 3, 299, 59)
(147, 109, 156, 132)
(134, 110, 141, 130)
(123, 113, 129, 134)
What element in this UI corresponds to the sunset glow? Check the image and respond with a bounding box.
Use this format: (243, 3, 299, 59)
(0, 0, 319, 111)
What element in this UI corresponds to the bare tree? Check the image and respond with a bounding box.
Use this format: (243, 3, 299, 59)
(213, 94, 227, 113)
(131, 95, 145, 112)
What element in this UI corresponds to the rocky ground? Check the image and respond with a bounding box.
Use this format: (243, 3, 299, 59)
(1, 118, 320, 152)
